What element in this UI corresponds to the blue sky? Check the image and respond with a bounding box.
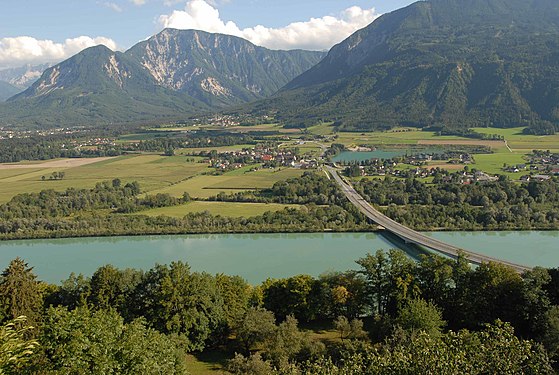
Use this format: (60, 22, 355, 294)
(0, 0, 416, 69)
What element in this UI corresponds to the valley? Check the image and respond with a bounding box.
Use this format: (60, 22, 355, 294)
(2, 0, 559, 373)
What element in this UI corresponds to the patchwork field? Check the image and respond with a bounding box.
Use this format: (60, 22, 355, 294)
(472, 127, 559, 152)
(0, 154, 208, 203)
(0, 152, 304, 206)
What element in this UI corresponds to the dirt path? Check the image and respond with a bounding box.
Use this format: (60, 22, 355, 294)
(0, 157, 115, 170)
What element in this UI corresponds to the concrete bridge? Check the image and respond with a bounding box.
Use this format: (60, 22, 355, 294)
(326, 166, 532, 273)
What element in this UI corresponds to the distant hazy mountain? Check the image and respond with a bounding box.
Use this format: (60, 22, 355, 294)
(263, 0, 559, 134)
(1, 29, 325, 128)
(0, 63, 51, 88)
(0, 81, 22, 102)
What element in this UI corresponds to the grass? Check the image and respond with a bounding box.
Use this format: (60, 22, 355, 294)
(140, 201, 301, 218)
(0, 155, 209, 204)
(186, 351, 231, 375)
(473, 151, 527, 176)
(149, 168, 304, 199)
(471, 127, 559, 152)
(184, 321, 342, 374)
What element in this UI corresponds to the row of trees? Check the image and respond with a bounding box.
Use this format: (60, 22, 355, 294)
(0, 175, 374, 240)
(0, 129, 256, 163)
(2, 250, 558, 374)
(356, 175, 559, 230)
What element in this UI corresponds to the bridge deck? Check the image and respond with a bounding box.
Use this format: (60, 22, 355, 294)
(327, 167, 532, 273)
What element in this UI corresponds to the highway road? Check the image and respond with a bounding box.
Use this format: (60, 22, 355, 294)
(326, 166, 532, 273)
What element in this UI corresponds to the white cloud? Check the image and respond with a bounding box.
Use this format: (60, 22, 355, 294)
(104, 2, 123, 12)
(0, 36, 118, 69)
(130, 0, 147, 5)
(158, 0, 380, 51)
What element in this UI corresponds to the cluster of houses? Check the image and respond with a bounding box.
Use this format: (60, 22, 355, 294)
(207, 146, 319, 171)
(503, 151, 559, 181)
(401, 152, 473, 166)
(0, 126, 85, 140)
(64, 137, 116, 150)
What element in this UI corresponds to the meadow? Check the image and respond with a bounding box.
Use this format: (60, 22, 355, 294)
(1, 124, 556, 210)
(0, 153, 304, 220)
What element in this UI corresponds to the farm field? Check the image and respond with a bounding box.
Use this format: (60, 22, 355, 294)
(0, 154, 208, 204)
(471, 127, 559, 152)
(140, 201, 301, 218)
(148, 168, 304, 199)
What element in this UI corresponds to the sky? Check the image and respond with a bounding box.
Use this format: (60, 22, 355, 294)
(0, 0, 416, 70)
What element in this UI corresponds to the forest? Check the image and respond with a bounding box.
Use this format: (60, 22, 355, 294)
(2, 250, 559, 374)
(0, 131, 254, 163)
(355, 175, 559, 230)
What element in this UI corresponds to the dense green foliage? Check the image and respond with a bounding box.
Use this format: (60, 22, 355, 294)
(356, 175, 559, 230)
(4, 251, 559, 374)
(0, 131, 254, 163)
(40, 308, 187, 374)
(0, 317, 39, 374)
(0, 174, 373, 240)
(255, 0, 559, 134)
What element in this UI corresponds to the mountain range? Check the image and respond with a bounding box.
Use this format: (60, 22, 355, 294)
(2, 0, 559, 134)
(0, 29, 324, 128)
(261, 0, 559, 134)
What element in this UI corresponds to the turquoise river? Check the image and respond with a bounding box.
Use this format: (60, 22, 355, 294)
(0, 232, 557, 284)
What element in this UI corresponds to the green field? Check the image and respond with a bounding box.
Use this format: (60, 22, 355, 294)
(0, 155, 207, 203)
(149, 168, 304, 199)
(305, 125, 559, 177)
(472, 127, 559, 152)
(0, 154, 305, 204)
(140, 201, 301, 218)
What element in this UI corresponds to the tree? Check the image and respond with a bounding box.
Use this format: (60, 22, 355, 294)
(357, 249, 417, 317)
(356, 250, 389, 316)
(0, 316, 38, 374)
(131, 262, 226, 351)
(40, 307, 187, 375)
(89, 265, 142, 318)
(0, 258, 42, 327)
(236, 307, 276, 354)
(227, 353, 272, 375)
(262, 275, 318, 322)
(396, 298, 446, 337)
(333, 316, 368, 341)
(216, 274, 251, 330)
(458, 262, 524, 329)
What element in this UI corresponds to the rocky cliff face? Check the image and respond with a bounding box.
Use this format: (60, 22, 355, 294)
(127, 29, 325, 105)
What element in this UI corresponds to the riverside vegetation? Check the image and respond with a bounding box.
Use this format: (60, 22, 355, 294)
(1, 172, 559, 240)
(2, 250, 559, 374)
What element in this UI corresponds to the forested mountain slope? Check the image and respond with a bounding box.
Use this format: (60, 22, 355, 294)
(259, 0, 559, 134)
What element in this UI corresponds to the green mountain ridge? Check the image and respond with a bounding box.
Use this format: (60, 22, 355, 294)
(0, 29, 325, 128)
(262, 0, 559, 134)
